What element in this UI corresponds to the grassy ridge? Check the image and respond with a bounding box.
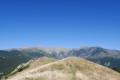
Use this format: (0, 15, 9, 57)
(8, 57, 120, 80)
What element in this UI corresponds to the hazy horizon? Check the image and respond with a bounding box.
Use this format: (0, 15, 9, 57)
(1, 45, 120, 51)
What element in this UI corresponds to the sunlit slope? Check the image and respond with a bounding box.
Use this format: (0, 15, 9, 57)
(8, 57, 120, 80)
(28, 57, 58, 69)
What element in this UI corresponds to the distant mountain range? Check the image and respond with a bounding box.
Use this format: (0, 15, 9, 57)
(0, 46, 120, 78)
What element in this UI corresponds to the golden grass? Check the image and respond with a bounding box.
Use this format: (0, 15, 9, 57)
(8, 57, 120, 80)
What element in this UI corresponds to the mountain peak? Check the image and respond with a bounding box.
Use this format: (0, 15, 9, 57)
(80, 46, 89, 49)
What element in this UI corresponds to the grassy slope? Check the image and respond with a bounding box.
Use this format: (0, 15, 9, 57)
(7, 57, 57, 78)
(8, 57, 120, 80)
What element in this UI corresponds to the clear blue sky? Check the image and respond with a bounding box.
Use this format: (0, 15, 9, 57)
(0, 0, 120, 50)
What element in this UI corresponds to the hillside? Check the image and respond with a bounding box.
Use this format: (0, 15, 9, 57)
(8, 57, 120, 80)
(0, 50, 29, 78)
(0, 46, 120, 78)
(17, 46, 120, 69)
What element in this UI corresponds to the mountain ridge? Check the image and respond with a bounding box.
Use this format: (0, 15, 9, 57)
(0, 46, 120, 78)
(10, 46, 120, 56)
(8, 57, 120, 80)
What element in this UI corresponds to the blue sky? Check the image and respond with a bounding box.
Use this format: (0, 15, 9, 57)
(0, 0, 120, 50)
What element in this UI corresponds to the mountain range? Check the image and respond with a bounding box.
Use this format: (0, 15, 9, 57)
(0, 46, 120, 78)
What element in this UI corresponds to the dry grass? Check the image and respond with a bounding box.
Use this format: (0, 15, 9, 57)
(8, 57, 120, 80)
(28, 57, 57, 69)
